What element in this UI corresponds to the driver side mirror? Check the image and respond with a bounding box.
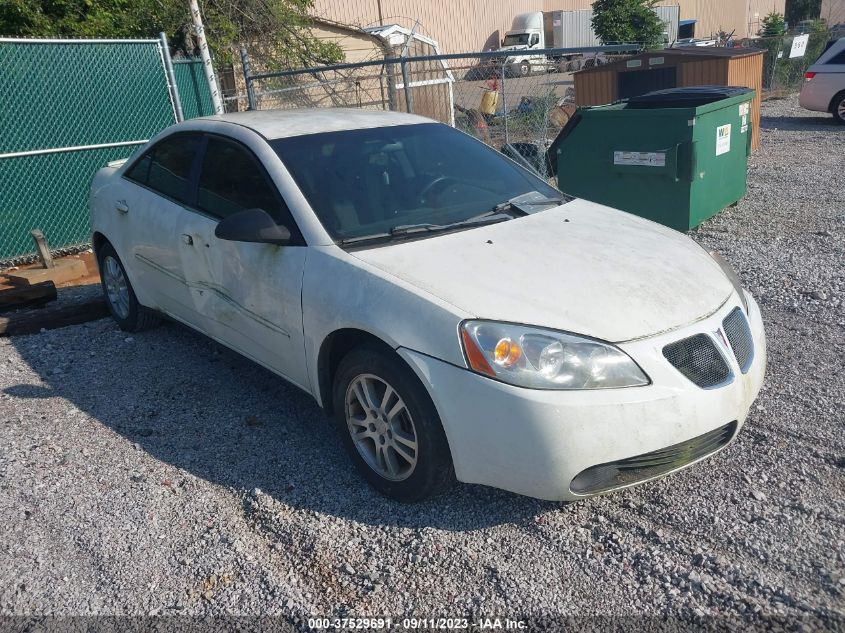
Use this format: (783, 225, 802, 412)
(214, 208, 291, 245)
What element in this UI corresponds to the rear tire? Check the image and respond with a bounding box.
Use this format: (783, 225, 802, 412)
(832, 90, 845, 125)
(97, 242, 160, 332)
(332, 345, 455, 502)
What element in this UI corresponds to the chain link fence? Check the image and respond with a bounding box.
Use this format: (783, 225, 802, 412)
(244, 46, 637, 181)
(173, 58, 216, 119)
(746, 31, 831, 95)
(0, 38, 181, 263)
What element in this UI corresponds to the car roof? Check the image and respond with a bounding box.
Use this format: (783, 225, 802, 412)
(193, 108, 433, 139)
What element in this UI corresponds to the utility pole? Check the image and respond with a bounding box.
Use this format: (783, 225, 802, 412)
(189, 0, 224, 114)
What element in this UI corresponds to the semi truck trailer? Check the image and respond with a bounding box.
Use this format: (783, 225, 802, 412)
(496, 6, 680, 77)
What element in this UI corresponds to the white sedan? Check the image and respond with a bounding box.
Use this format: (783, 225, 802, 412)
(89, 109, 766, 502)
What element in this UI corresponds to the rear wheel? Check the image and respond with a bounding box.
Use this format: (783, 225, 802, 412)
(332, 345, 455, 501)
(97, 242, 160, 332)
(832, 91, 845, 125)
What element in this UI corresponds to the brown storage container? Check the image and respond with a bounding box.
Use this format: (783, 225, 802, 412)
(574, 48, 764, 151)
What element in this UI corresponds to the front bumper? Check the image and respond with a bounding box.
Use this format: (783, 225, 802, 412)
(398, 292, 766, 501)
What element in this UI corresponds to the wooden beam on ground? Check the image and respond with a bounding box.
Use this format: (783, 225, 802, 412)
(0, 281, 57, 314)
(0, 297, 108, 336)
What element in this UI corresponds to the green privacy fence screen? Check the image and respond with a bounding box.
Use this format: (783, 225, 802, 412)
(173, 59, 215, 120)
(0, 38, 178, 262)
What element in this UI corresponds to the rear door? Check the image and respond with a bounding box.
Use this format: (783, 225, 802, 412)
(177, 134, 310, 389)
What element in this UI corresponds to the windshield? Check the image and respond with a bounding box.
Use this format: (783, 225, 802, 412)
(502, 33, 530, 46)
(271, 123, 562, 242)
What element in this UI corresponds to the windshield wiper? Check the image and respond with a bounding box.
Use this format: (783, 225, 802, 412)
(492, 192, 570, 216)
(336, 213, 507, 245)
(337, 193, 569, 246)
(390, 212, 511, 237)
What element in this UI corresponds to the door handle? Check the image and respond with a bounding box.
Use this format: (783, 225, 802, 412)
(115, 200, 129, 214)
(181, 234, 193, 245)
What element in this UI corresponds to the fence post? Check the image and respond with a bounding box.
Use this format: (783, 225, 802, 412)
(159, 32, 184, 122)
(500, 58, 509, 145)
(240, 46, 257, 111)
(400, 58, 413, 113)
(769, 36, 782, 92)
(189, 0, 224, 115)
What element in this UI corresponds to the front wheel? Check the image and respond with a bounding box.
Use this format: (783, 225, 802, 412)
(97, 242, 160, 332)
(332, 346, 455, 502)
(519, 61, 530, 77)
(832, 91, 845, 125)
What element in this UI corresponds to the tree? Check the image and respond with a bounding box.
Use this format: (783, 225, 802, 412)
(759, 12, 787, 36)
(0, 0, 343, 67)
(785, 0, 822, 27)
(591, 0, 665, 49)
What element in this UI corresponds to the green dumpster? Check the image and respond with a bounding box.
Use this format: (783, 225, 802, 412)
(550, 86, 755, 231)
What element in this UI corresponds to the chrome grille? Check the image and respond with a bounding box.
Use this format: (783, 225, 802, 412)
(723, 307, 754, 373)
(570, 421, 737, 495)
(663, 334, 732, 388)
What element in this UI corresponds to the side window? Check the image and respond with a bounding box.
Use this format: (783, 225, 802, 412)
(125, 152, 152, 184)
(529, 33, 539, 46)
(125, 134, 199, 203)
(825, 49, 845, 64)
(197, 137, 285, 221)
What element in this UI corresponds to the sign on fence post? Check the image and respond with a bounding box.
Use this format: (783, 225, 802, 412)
(789, 34, 810, 59)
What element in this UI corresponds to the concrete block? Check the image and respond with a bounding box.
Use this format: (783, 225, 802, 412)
(6, 258, 88, 286)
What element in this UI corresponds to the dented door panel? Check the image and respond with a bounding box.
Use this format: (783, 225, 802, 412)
(179, 217, 309, 391)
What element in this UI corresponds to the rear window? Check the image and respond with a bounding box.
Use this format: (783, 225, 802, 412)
(825, 49, 845, 64)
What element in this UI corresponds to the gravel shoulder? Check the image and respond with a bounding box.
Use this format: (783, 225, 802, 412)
(1, 96, 843, 628)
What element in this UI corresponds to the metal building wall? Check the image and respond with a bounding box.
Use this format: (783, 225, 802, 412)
(310, 0, 548, 53)
(821, 0, 845, 25)
(311, 0, 784, 54)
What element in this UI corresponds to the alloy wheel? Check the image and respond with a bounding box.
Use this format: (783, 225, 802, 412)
(103, 255, 130, 319)
(345, 374, 418, 481)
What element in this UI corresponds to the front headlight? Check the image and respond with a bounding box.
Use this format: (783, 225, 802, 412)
(460, 320, 650, 390)
(708, 250, 748, 312)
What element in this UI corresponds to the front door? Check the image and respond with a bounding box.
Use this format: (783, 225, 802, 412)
(120, 132, 204, 323)
(179, 135, 310, 390)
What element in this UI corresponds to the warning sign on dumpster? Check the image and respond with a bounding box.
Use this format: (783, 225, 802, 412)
(613, 151, 666, 167)
(716, 124, 731, 156)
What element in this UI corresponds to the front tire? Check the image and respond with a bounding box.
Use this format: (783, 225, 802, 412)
(97, 242, 160, 332)
(832, 90, 845, 125)
(332, 345, 455, 502)
(519, 61, 530, 77)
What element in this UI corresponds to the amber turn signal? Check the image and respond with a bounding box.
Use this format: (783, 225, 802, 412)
(461, 328, 496, 376)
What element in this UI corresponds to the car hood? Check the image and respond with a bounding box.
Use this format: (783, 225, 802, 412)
(350, 200, 734, 342)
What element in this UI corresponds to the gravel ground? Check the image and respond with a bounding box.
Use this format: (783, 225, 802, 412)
(1, 96, 843, 630)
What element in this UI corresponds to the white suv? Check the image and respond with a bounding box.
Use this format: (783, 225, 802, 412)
(800, 37, 845, 124)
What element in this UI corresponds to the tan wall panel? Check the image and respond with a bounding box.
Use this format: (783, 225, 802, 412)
(822, 0, 845, 25)
(726, 53, 763, 150)
(745, 0, 787, 36)
(312, 0, 786, 54)
(311, 0, 548, 54)
(678, 58, 728, 85)
(310, 23, 384, 63)
(574, 68, 615, 105)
